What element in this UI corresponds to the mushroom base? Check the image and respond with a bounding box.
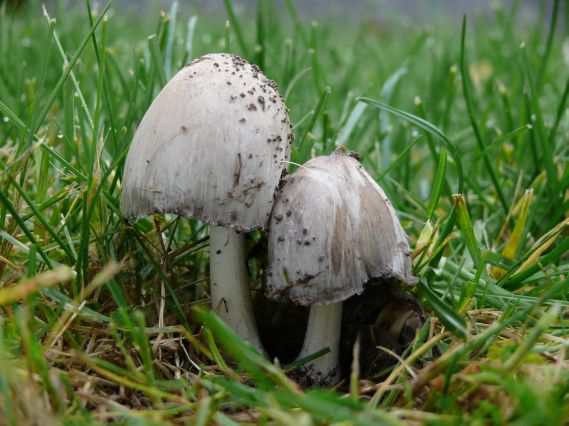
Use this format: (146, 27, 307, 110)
(296, 302, 343, 386)
(255, 285, 425, 387)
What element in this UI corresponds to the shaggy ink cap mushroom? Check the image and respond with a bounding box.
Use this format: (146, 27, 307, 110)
(266, 149, 415, 304)
(121, 53, 292, 229)
(265, 149, 416, 384)
(121, 53, 292, 351)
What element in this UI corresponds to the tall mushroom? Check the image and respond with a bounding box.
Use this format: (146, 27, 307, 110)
(121, 53, 292, 350)
(265, 149, 416, 384)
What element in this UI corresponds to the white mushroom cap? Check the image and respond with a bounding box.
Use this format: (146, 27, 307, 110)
(266, 150, 416, 306)
(121, 53, 292, 231)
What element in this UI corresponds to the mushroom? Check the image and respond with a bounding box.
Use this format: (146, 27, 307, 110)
(121, 53, 292, 350)
(265, 149, 416, 384)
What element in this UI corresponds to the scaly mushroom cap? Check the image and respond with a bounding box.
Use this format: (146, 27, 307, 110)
(121, 53, 292, 231)
(265, 151, 416, 306)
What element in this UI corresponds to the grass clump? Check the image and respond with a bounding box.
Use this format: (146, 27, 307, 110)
(0, 0, 568, 424)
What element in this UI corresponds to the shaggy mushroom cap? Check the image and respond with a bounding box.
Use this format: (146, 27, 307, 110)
(121, 53, 292, 231)
(266, 150, 416, 306)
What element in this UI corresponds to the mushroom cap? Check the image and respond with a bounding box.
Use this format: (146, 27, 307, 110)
(265, 151, 416, 306)
(121, 53, 292, 231)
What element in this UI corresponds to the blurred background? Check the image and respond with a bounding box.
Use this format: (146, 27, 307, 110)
(155, 0, 545, 22)
(2, 0, 559, 24)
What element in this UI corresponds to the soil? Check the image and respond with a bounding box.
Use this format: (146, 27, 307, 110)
(253, 293, 309, 363)
(340, 283, 425, 380)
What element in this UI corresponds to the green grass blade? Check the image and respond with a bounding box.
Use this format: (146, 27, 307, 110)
(222, 0, 250, 58)
(536, 0, 560, 89)
(284, 0, 307, 45)
(419, 279, 468, 340)
(185, 15, 198, 62)
(148, 34, 167, 88)
(255, 0, 266, 69)
(520, 45, 557, 188)
(453, 194, 481, 266)
(164, 1, 179, 80)
(295, 86, 330, 164)
(358, 97, 463, 195)
(0, 189, 53, 268)
(378, 134, 423, 180)
(9, 179, 75, 261)
(426, 147, 447, 221)
(32, 1, 111, 140)
(459, 16, 509, 214)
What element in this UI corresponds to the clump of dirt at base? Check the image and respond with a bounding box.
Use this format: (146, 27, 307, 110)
(340, 284, 425, 381)
(254, 283, 424, 385)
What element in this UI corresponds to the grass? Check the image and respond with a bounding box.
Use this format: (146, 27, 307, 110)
(0, 0, 568, 424)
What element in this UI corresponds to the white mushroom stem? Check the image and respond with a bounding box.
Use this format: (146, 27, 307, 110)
(298, 302, 343, 384)
(209, 225, 263, 352)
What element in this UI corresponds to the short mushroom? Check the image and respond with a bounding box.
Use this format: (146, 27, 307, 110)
(121, 53, 292, 351)
(265, 149, 416, 384)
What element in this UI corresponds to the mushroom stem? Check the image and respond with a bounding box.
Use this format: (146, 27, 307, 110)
(298, 302, 342, 384)
(209, 225, 263, 352)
